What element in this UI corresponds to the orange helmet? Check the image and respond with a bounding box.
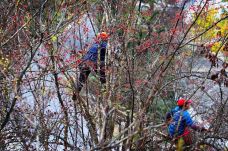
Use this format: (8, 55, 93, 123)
(97, 32, 108, 40)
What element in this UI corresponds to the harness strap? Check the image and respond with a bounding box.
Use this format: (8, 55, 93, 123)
(174, 110, 184, 138)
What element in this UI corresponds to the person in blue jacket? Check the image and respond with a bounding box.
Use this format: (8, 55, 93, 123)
(165, 100, 182, 125)
(168, 99, 209, 146)
(76, 32, 108, 92)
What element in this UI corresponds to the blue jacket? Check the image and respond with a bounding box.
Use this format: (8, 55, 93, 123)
(166, 106, 181, 121)
(168, 110, 194, 137)
(171, 106, 181, 116)
(82, 41, 107, 63)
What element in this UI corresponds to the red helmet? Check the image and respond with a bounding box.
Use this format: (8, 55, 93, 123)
(97, 32, 108, 40)
(177, 99, 186, 106)
(177, 99, 192, 106)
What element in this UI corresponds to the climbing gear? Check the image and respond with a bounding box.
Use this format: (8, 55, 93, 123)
(172, 110, 185, 150)
(174, 110, 184, 138)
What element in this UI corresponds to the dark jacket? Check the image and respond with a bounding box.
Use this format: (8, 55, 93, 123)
(82, 41, 107, 63)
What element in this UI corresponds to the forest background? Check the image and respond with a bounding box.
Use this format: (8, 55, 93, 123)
(0, 0, 227, 150)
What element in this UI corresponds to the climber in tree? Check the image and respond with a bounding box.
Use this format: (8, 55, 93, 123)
(168, 99, 210, 148)
(74, 32, 108, 94)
